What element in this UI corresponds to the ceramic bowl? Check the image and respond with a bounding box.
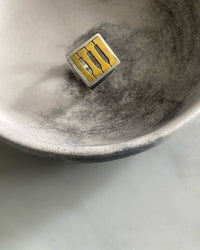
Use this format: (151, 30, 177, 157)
(0, 0, 200, 161)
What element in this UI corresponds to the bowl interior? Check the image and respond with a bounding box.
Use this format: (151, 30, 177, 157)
(0, 0, 200, 156)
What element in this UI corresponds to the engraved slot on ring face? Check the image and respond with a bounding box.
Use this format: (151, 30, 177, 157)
(93, 36, 117, 66)
(86, 51, 102, 71)
(79, 57, 93, 75)
(71, 54, 95, 83)
(85, 42, 111, 72)
(94, 44, 110, 65)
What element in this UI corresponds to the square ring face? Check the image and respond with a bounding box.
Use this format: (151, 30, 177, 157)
(67, 34, 120, 88)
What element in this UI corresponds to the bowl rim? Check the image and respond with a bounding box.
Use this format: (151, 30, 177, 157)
(0, 99, 200, 161)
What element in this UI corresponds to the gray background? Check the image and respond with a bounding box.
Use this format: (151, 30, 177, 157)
(0, 117, 199, 250)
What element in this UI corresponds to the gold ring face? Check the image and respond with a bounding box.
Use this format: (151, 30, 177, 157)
(67, 34, 120, 88)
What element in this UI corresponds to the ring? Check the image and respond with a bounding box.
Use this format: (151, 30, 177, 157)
(67, 33, 120, 88)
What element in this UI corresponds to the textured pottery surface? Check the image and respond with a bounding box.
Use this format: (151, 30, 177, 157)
(0, 0, 200, 161)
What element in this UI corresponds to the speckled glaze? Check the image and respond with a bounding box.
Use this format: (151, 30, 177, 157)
(0, 0, 200, 161)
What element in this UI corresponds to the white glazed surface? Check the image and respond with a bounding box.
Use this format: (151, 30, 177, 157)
(0, 118, 200, 250)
